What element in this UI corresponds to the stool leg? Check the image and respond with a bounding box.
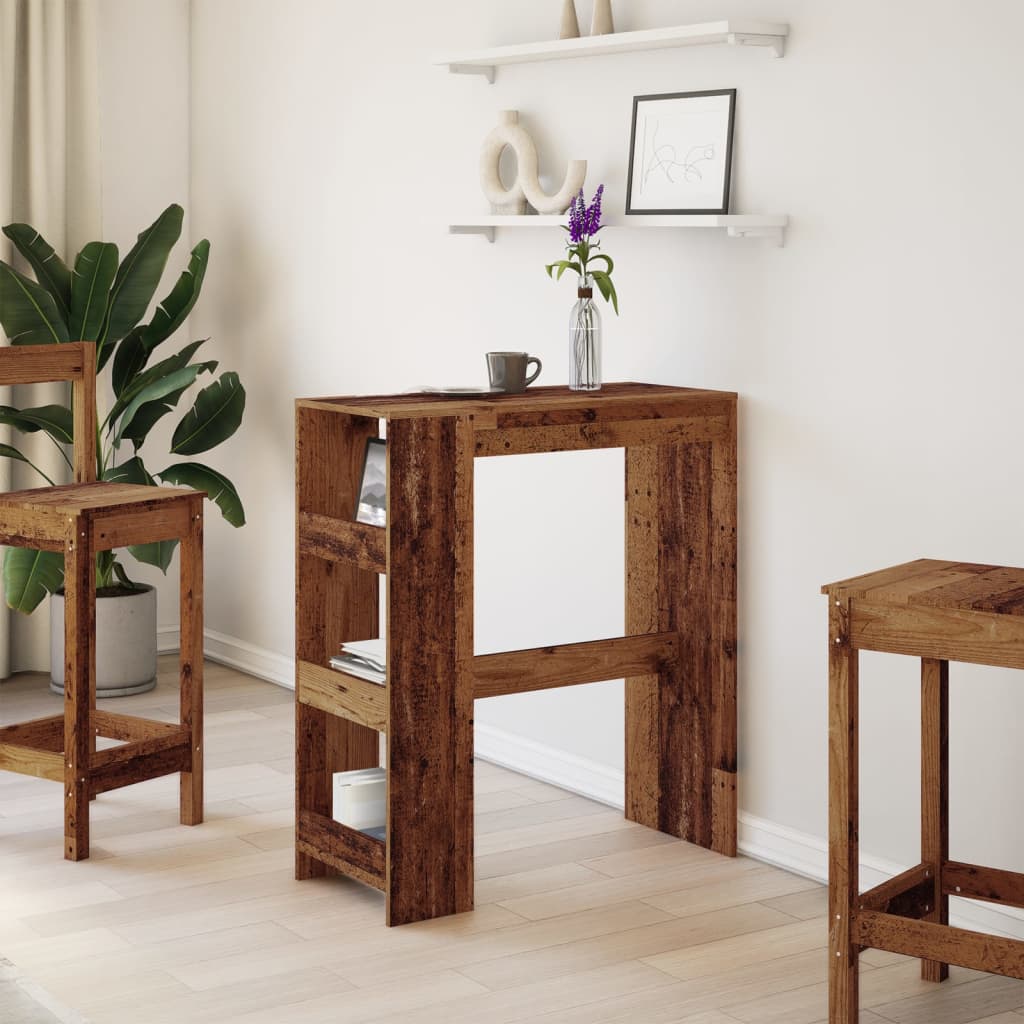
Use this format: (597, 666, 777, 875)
(63, 516, 95, 860)
(921, 657, 949, 982)
(179, 502, 203, 826)
(828, 597, 858, 1024)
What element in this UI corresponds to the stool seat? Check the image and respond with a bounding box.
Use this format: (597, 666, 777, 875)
(0, 481, 202, 556)
(823, 558, 1024, 616)
(0, 481, 198, 515)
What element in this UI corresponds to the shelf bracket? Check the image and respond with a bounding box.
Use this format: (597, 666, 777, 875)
(448, 63, 496, 84)
(727, 32, 786, 58)
(727, 225, 786, 248)
(449, 225, 496, 243)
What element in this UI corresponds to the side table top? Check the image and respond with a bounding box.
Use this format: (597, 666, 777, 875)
(297, 382, 736, 421)
(822, 558, 1024, 617)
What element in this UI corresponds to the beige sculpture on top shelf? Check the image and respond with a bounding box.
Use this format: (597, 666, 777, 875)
(559, 0, 580, 39)
(479, 110, 586, 215)
(591, 0, 615, 35)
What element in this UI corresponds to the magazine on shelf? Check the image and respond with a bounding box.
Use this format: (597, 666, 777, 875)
(329, 637, 386, 685)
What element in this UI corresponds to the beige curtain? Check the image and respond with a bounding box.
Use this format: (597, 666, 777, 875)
(0, 0, 101, 674)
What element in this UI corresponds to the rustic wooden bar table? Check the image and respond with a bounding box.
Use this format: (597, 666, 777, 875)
(295, 383, 737, 926)
(824, 559, 1024, 1023)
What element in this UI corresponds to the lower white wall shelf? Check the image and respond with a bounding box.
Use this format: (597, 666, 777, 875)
(449, 214, 789, 247)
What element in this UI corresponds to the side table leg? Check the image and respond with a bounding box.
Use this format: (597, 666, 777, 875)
(624, 418, 737, 854)
(921, 657, 949, 982)
(386, 415, 474, 926)
(829, 597, 859, 1024)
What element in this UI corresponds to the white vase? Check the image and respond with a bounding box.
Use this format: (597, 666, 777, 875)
(591, 0, 614, 35)
(558, 0, 580, 39)
(50, 585, 158, 697)
(479, 110, 587, 216)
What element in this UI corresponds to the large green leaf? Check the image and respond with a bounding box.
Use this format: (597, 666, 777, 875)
(0, 442, 55, 485)
(127, 538, 178, 573)
(106, 338, 209, 425)
(119, 382, 193, 450)
(113, 365, 208, 446)
(2, 224, 72, 322)
(159, 462, 245, 527)
(0, 404, 74, 445)
(141, 239, 210, 350)
(171, 372, 245, 455)
(70, 241, 119, 341)
(0, 262, 70, 345)
(102, 454, 154, 485)
(3, 547, 64, 614)
(101, 204, 183, 347)
(109, 239, 211, 388)
(110, 326, 146, 393)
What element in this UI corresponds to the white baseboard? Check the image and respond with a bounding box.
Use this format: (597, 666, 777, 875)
(158, 625, 294, 689)
(177, 627, 1024, 941)
(474, 723, 624, 808)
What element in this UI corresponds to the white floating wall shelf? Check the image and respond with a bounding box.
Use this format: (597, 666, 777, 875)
(438, 20, 789, 83)
(449, 214, 789, 247)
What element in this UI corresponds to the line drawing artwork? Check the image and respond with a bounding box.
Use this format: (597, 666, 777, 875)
(639, 117, 715, 195)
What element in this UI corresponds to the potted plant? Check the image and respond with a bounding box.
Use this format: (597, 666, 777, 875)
(0, 203, 245, 695)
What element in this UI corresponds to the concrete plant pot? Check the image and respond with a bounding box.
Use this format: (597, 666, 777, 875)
(49, 584, 158, 697)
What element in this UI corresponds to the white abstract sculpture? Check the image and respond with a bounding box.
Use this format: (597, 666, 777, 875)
(479, 111, 587, 216)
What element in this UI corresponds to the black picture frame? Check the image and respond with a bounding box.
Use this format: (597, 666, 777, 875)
(354, 437, 387, 527)
(625, 89, 737, 216)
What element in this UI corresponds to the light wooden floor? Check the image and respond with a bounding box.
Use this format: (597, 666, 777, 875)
(1, 658, 1022, 1024)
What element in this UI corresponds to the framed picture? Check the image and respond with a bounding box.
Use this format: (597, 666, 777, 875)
(626, 89, 737, 215)
(355, 438, 387, 527)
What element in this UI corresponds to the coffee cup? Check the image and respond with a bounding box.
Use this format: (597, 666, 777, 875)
(486, 351, 542, 394)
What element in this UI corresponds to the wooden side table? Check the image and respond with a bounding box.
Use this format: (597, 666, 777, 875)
(296, 383, 737, 926)
(823, 559, 1024, 1023)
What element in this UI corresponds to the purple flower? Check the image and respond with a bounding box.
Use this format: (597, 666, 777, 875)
(584, 184, 604, 236)
(568, 188, 585, 243)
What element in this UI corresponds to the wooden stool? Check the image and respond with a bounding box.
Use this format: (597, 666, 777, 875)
(0, 343, 204, 860)
(823, 559, 1024, 1023)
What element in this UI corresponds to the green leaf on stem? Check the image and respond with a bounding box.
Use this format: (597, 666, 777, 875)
(140, 239, 210, 351)
(2, 225, 72, 323)
(3, 547, 64, 614)
(113, 364, 210, 446)
(159, 462, 245, 527)
(129, 538, 179, 573)
(546, 260, 582, 281)
(171, 372, 245, 455)
(590, 270, 619, 315)
(0, 404, 74, 445)
(70, 242, 119, 342)
(0, 443, 55, 485)
(0, 262, 70, 345)
(101, 204, 184, 347)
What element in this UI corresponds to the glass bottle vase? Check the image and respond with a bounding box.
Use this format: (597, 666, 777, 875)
(569, 276, 602, 391)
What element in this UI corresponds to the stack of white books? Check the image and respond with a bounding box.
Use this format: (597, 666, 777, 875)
(333, 766, 385, 836)
(329, 638, 385, 685)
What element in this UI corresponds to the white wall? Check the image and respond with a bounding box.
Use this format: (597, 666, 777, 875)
(183, 0, 1024, 893)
